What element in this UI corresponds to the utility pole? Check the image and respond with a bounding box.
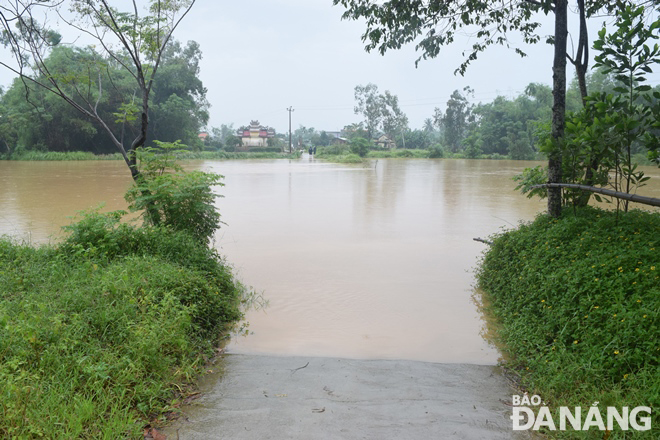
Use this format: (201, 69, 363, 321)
(286, 106, 294, 153)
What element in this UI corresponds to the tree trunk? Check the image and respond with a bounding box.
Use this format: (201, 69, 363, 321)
(548, 0, 568, 218)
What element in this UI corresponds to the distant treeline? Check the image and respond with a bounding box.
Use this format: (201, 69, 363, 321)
(0, 40, 208, 155)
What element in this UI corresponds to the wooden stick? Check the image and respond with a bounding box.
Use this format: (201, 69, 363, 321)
(530, 183, 660, 208)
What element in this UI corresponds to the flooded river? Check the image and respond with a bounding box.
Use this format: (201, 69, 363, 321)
(1, 158, 658, 364)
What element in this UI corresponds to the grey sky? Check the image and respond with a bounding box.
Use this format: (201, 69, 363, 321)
(0, 0, 635, 134)
(182, 0, 558, 133)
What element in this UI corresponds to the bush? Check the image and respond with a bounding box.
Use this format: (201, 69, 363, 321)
(428, 146, 445, 158)
(0, 213, 245, 438)
(477, 207, 659, 438)
(350, 137, 371, 157)
(125, 142, 224, 244)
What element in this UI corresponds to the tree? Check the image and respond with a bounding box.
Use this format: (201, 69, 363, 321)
(353, 83, 409, 141)
(148, 40, 209, 148)
(381, 90, 409, 142)
(0, 0, 196, 185)
(333, 0, 649, 217)
(436, 88, 474, 152)
(353, 83, 384, 138)
(0, 40, 208, 154)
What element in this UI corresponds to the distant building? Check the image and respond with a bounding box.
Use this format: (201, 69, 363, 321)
(374, 135, 395, 149)
(237, 120, 276, 148)
(198, 132, 209, 143)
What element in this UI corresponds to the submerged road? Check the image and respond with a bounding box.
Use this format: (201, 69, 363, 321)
(163, 354, 526, 440)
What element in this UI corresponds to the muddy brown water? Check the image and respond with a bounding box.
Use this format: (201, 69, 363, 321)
(1, 158, 658, 365)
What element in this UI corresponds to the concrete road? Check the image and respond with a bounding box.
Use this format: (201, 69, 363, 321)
(163, 354, 525, 440)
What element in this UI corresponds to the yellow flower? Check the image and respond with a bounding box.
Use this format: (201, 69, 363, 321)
(541, 300, 545, 303)
(651, 266, 656, 271)
(593, 306, 599, 309)
(643, 315, 647, 318)
(618, 267, 623, 272)
(635, 268, 640, 272)
(637, 299, 642, 303)
(574, 340, 579, 345)
(623, 374, 629, 379)
(614, 350, 619, 355)
(613, 314, 617, 317)
(621, 319, 625, 322)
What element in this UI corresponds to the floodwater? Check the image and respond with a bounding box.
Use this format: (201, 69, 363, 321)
(1, 158, 658, 365)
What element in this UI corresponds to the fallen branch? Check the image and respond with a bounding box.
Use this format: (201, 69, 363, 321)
(530, 183, 660, 208)
(473, 237, 493, 245)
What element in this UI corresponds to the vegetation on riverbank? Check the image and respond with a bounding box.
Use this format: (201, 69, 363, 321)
(1, 150, 300, 161)
(477, 207, 659, 438)
(0, 147, 253, 438)
(0, 215, 247, 438)
(314, 143, 540, 163)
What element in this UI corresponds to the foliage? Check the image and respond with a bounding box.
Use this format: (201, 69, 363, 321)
(0, 0, 198, 176)
(354, 83, 409, 140)
(349, 137, 372, 157)
(0, 213, 244, 438)
(533, 5, 659, 210)
(0, 39, 207, 154)
(428, 145, 445, 158)
(477, 207, 659, 438)
(513, 165, 549, 200)
(435, 88, 475, 152)
(125, 141, 223, 244)
(333, 0, 545, 74)
(591, 4, 659, 210)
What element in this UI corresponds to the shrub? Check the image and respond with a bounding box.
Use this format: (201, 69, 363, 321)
(428, 146, 445, 158)
(350, 137, 371, 157)
(0, 219, 245, 438)
(125, 142, 224, 244)
(477, 207, 659, 438)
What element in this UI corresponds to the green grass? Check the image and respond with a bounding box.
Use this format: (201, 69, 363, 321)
(477, 207, 659, 438)
(315, 152, 365, 163)
(0, 216, 246, 438)
(366, 149, 430, 159)
(6, 151, 124, 161)
(2, 150, 300, 161)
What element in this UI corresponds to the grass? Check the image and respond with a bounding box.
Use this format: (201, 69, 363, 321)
(0, 213, 247, 438)
(2, 150, 300, 161)
(5, 151, 124, 161)
(477, 207, 659, 439)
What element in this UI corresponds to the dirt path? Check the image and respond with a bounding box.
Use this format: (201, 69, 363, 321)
(163, 354, 525, 439)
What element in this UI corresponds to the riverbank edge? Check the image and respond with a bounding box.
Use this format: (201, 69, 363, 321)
(0, 151, 302, 161)
(476, 207, 659, 439)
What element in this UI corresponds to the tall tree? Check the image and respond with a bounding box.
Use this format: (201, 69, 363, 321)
(0, 0, 196, 183)
(437, 88, 474, 152)
(353, 83, 384, 139)
(353, 83, 408, 142)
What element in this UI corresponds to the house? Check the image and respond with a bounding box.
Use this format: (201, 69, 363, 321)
(236, 120, 276, 149)
(198, 132, 209, 143)
(374, 135, 395, 149)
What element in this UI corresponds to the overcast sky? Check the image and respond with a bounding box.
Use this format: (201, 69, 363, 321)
(0, 0, 636, 134)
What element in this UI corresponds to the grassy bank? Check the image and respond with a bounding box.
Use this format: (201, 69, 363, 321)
(477, 207, 659, 438)
(1, 150, 300, 161)
(0, 212, 246, 438)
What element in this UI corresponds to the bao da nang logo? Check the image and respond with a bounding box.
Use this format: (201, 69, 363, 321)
(510, 394, 652, 432)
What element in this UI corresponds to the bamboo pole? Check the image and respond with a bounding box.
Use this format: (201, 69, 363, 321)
(530, 183, 660, 208)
